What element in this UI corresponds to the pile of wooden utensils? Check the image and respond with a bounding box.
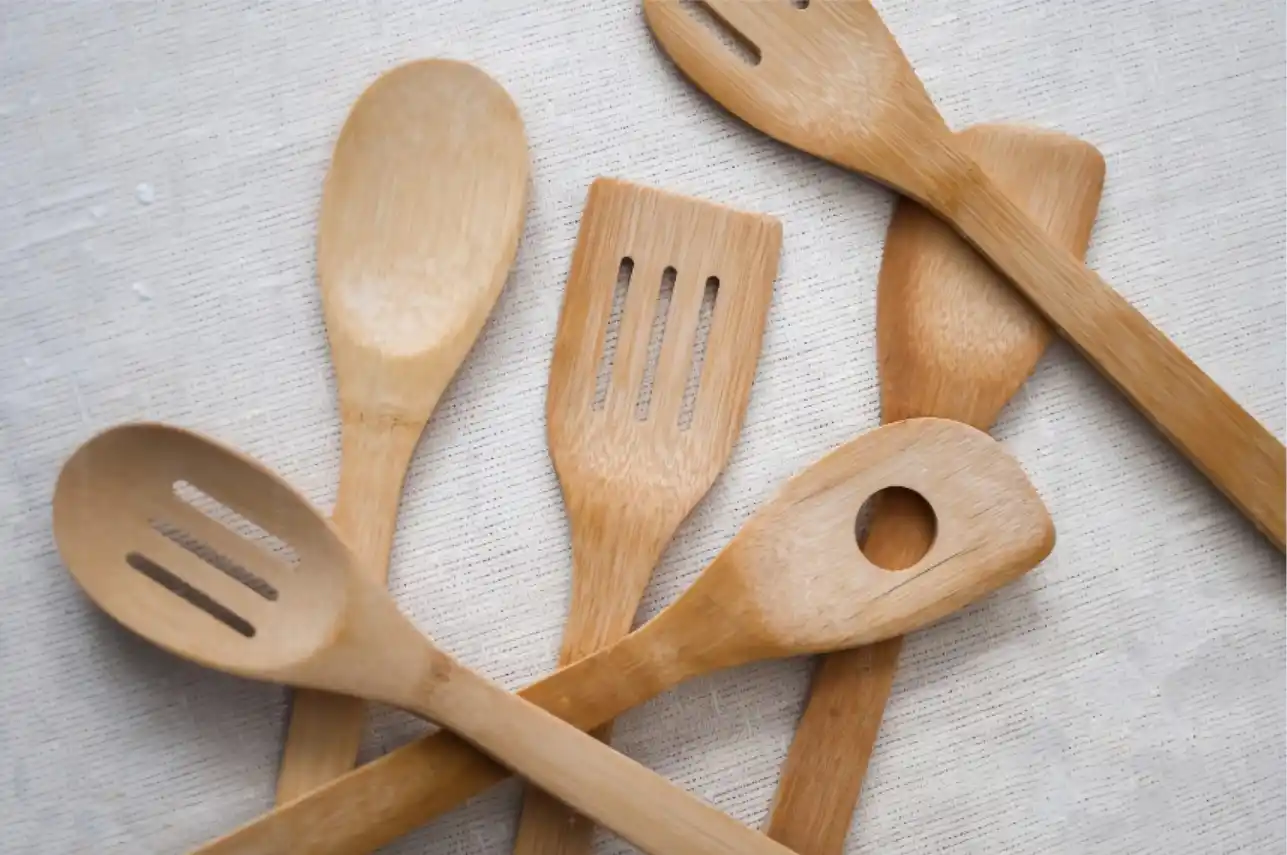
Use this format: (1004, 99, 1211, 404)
(51, 3, 1283, 854)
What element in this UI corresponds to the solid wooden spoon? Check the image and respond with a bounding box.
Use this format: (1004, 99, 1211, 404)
(765, 124, 1106, 854)
(278, 58, 529, 802)
(642, 0, 1286, 549)
(180, 416, 1056, 855)
(516, 179, 779, 855)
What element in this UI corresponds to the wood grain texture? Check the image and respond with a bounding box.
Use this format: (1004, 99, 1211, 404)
(514, 178, 780, 854)
(275, 58, 530, 802)
(765, 123, 1106, 854)
(176, 417, 1056, 855)
(642, 0, 1286, 549)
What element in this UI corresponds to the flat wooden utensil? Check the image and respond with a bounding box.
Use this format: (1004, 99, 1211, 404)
(765, 124, 1106, 854)
(187, 417, 1056, 855)
(515, 179, 780, 854)
(277, 59, 530, 802)
(55, 425, 795, 855)
(642, 0, 1286, 549)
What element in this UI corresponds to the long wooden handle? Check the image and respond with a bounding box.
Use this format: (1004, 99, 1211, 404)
(513, 525, 665, 855)
(193, 621, 698, 855)
(944, 150, 1286, 549)
(275, 416, 421, 803)
(427, 663, 792, 855)
(766, 492, 931, 852)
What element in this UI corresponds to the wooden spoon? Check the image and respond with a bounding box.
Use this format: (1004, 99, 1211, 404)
(516, 179, 779, 854)
(765, 124, 1106, 854)
(277, 58, 529, 802)
(180, 416, 1057, 855)
(57, 424, 805, 855)
(642, 0, 1286, 549)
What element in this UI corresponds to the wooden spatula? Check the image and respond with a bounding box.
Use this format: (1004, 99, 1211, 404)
(189, 417, 1055, 855)
(514, 178, 780, 853)
(642, 0, 1286, 549)
(765, 124, 1106, 855)
(278, 59, 529, 801)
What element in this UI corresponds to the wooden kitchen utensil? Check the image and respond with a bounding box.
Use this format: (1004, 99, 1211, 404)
(277, 59, 529, 802)
(187, 417, 1056, 855)
(514, 179, 779, 854)
(55, 424, 795, 855)
(765, 124, 1106, 854)
(642, 0, 1286, 549)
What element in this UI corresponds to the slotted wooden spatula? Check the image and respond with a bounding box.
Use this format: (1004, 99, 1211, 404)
(514, 177, 780, 854)
(643, 0, 1286, 549)
(766, 124, 1106, 855)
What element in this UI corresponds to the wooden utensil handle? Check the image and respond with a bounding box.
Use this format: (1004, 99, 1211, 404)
(425, 663, 792, 855)
(195, 619, 687, 855)
(513, 532, 663, 855)
(765, 491, 932, 852)
(275, 416, 421, 803)
(944, 160, 1286, 549)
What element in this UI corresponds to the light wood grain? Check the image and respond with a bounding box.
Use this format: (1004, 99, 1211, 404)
(515, 179, 779, 853)
(642, 0, 1286, 550)
(764, 124, 1106, 854)
(163, 417, 1057, 855)
(275, 58, 530, 802)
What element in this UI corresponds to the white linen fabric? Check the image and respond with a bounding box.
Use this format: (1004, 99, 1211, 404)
(1, 1, 1283, 853)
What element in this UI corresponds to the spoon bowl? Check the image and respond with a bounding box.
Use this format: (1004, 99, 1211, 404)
(53, 424, 348, 677)
(319, 58, 529, 397)
(644, 0, 951, 202)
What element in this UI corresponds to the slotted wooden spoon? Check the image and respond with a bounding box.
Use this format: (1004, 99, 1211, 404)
(643, 0, 1286, 549)
(56, 424, 805, 855)
(766, 124, 1106, 854)
(186, 417, 1056, 855)
(515, 179, 779, 854)
(278, 58, 529, 802)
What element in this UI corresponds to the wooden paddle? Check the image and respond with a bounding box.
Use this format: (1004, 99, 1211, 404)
(765, 124, 1106, 853)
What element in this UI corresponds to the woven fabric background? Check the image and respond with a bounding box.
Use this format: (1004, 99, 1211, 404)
(1, 1, 1283, 853)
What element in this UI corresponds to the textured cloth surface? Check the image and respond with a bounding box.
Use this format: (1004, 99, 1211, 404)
(1, 1, 1284, 853)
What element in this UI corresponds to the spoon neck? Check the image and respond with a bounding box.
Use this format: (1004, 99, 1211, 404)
(522, 630, 675, 735)
(559, 511, 674, 663)
(331, 410, 424, 573)
(622, 555, 770, 682)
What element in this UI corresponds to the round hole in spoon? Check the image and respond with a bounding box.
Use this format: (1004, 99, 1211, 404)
(854, 486, 936, 570)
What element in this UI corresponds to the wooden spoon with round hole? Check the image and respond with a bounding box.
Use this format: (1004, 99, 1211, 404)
(277, 58, 529, 802)
(643, 0, 1286, 549)
(54, 421, 1049, 855)
(167, 416, 1057, 855)
(765, 124, 1106, 855)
